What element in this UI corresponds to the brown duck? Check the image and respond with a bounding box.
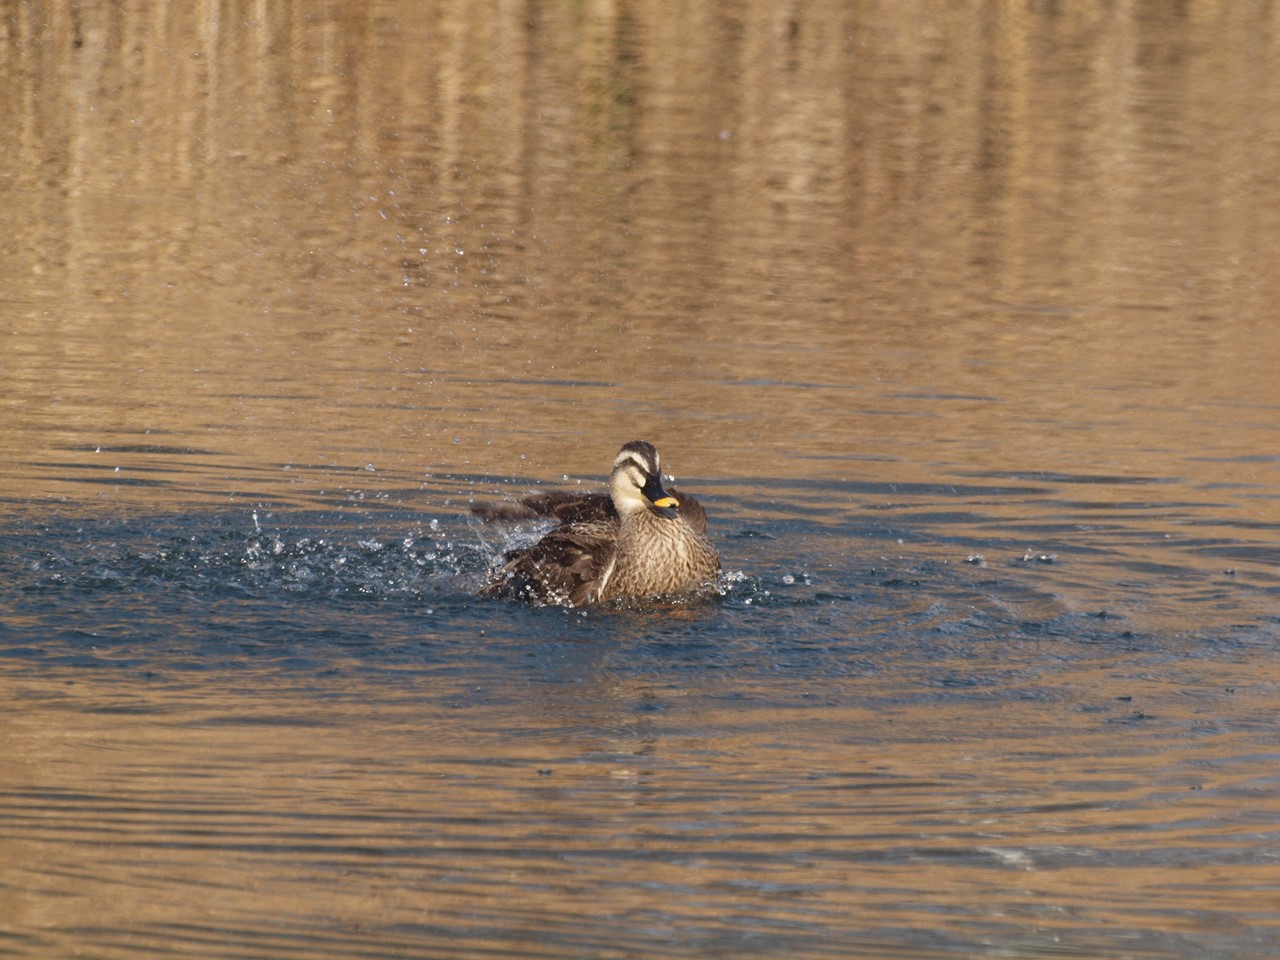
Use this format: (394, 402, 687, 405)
(474, 440, 720, 606)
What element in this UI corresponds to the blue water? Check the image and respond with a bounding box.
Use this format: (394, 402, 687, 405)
(6, 466, 1277, 690)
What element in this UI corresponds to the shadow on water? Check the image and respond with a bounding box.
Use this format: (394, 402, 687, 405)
(6, 459, 1280, 673)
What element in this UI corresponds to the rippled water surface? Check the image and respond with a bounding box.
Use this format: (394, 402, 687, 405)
(4, 3, 1280, 958)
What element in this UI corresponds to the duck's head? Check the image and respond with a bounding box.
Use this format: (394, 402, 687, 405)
(609, 440, 680, 516)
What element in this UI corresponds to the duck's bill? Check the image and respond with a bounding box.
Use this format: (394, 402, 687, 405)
(642, 474, 680, 508)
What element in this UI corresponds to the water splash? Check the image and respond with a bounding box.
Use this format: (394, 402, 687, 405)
(12, 511, 492, 606)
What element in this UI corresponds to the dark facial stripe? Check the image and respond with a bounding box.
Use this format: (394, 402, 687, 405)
(616, 440, 659, 477)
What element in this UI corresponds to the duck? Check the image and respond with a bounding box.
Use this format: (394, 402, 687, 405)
(474, 440, 720, 606)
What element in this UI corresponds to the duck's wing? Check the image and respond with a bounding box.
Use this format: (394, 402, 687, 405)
(667, 488, 708, 535)
(471, 491, 616, 525)
(481, 519, 618, 607)
(472, 487, 708, 534)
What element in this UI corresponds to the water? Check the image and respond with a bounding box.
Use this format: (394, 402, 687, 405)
(4, 2, 1280, 958)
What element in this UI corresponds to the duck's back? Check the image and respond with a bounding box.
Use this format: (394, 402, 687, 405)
(472, 488, 709, 534)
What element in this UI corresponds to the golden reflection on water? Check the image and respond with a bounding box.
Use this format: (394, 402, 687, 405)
(3, 656, 1277, 959)
(4, 1, 1280, 499)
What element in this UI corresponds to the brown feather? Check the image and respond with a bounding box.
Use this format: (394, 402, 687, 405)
(481, 520, 617, 606)
(472, 487, 708, 535)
